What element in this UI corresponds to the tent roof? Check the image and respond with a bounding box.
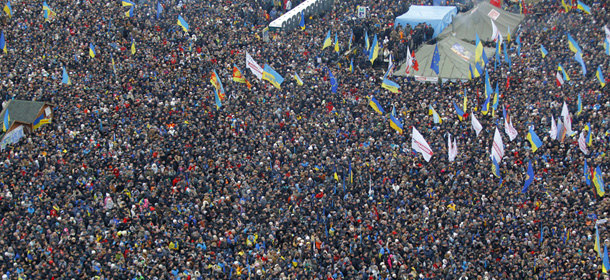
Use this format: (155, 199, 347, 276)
(393, 36, 495, 81)
(394, 6, 458, 38)
(438, 2, 524, 43)
(0, 100, 51, 128)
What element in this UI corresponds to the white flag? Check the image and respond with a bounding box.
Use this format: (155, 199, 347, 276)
(491, 128, 504, 163)
(561, 102, 575, 136)
(579, 131, 589, 155)
(550, 116, 558, 140)
(246, 51, 264, 80)
(556, 71, 564, 86)
(405, 46, 413, 74)
(471, 113, 483, 137)
(448, 135, 458, 162)
(504, 118, 519, 141)
(411, 127, 433, 162)
(491, 19, 499, 42)
(448, 134, 453, 162)
(605, 25, 610, 41)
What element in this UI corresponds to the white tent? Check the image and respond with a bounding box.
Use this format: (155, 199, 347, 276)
(438, 2, 525, 43)
(393, 36, 495, 82)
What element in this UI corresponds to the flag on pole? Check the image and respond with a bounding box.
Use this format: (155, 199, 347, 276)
(550, 116, 558, 140)
(62, 66, 71, 85)
(596, 66, 606, 88)
(89, 43, 96, 58)
(177, 15, 189, 32)
(453, 101, 466, 121)
(471, 113, 483, 137)
(593, 166, 605, 197)
(540, 44, 548, 58)
(491, 128, 505, 162)
(411, 127, 433, 162)
(2, 107, 8, 132)
(527, 127, 543, 152)
(574, 51, 587, 76)
(262, 64, 284, 89)
(369, 34, 379, 64)
(322, 30, 332, 50)
(584, 159, 591, 186)
(299, 11, 305, 30)
(334, 32, 339, 53)
(567, 33, 583, 54)
(522, 160, 534, 193)
(368, 96, 384, 115)
(428, 105, 442, 124)
(389, 115, 403, 134)
(294, 72, 304, 86)
(561, 102, 574, 136)
(0, 30, 6, 53)
(578, 131, 589, 155)
(430, 43, 440, 75)
(156, 2, 163, 20)
(4, 0, 11, 19)
(577, 94, 583, 116)
(491, 156, 501, 178)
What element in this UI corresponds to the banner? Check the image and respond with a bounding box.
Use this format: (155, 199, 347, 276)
(1, 125, 23, 150)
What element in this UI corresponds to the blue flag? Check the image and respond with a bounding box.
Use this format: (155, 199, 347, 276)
(574, 52, 587, 76)
(327, 67, 338, 94)
(522, 160, 534, 193)
(157, 2, 163, 20)
(585, 159, 591, 186)
(430, 43, 440, 75)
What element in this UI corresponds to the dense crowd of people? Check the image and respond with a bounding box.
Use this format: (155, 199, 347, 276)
(0, 0, 609, 279)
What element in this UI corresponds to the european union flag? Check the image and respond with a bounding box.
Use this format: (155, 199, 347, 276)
(430, 43, 440, 75)
(327, 67, 337, 94)
(584, 159, 591, 186)
(522, 160, 534, 193)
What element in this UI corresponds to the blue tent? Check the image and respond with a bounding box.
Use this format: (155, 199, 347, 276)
(394, 6, 458, 38)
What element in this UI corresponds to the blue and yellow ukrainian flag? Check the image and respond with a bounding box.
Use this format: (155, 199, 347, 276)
(294, 72, 303, 86)
(558, 63, 570, 81)
(365, 30, 370, 51)
(475, 62, 483, 78)
(593, 166, 605, 197)
(122, 0, 135, 6)
(561, 0, 570, 11)
(125, 6, 134, 18)
(453, 101, 465, 121)
(4, 0, 11, 19)
(491, 156, 501, 178)
(2, 108, 9, 132)
(333, 165, 339, 182)
(322, 30, 332, 50)
(131, 38, 136, 55)
(348, 30, 353, 50)
(369, 34, 379, 64)
(527, 127, 543, 152)
(481, 94, 491, 115)
(475, 33, 483, 64)
(0, 30, 6, 53)
(468, 64, 474, 80)
(262, 64, 284, 89)
(484, 70, 492, 97)
(605, 38, 610, 56)
(349, 58, 354, 73)
(577, 94, 583, 116)
(89, 43, 95, 58)
(390, 114, 403, 133)
(597, 66, 606, 88)
(381, 79, 399, 93)
(299, 11, 305, 30)
(428, 105, 442, 124)
(177, 15, 189, 32)
(334, 32, 339, 53)
(585, 123, 593, 146)
(567, 33, 582, 54)
(42, 1, 56, 21)
(368, 96, 384, 115)
(576, 1, 591, 14)
(540, 44, 548, 58)
(62, 66, 71, 85)
(595, 226, 602, 257)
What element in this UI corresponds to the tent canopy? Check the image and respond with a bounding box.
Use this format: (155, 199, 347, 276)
(393, 36, 495, 81)
(438, 2, 524, 43)
(394, 6, 458, 38)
